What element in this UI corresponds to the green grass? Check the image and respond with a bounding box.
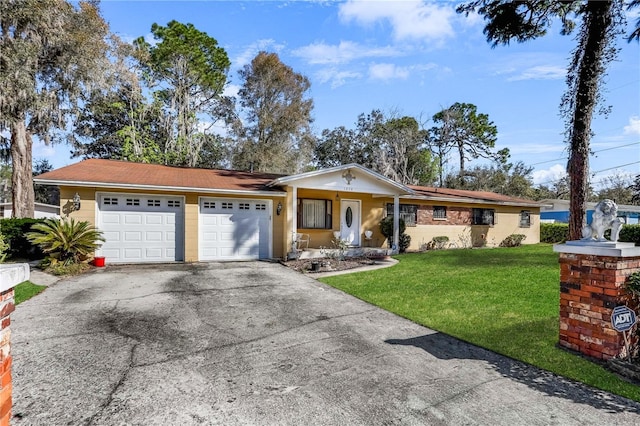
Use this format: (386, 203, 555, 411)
(320, 244, 640, 402)
(15, 281, 46, 305)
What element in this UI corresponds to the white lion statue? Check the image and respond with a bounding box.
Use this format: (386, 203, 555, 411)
(581, 199, 624, 242)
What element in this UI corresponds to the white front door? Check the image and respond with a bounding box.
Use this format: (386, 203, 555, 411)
(340, 199, 360, 246)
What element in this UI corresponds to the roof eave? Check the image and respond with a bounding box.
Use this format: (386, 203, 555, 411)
(34, 179, 287, 197)
(404, 194, 542, 208)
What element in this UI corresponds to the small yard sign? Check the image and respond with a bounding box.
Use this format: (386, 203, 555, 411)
(611, 306, 637, 332)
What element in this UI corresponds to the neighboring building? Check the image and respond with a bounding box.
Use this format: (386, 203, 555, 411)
(34, 159, 543, 264)
(0, 202, 60, 219)
(540, 199, 640, 225)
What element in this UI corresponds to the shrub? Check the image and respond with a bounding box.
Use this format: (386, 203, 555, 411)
(430, 236, 450, 250)
(0, 232, 8, 263)
(540, 223, 639, 245)
(399, 233, 411, 253)
(0, 218, 46, 260)
(26, 218, 105, 264)
(379, 216, 406, 240)
(619, 224, 640, 246)
(499, 234, 526, 247)
(540, 223, 569, 243)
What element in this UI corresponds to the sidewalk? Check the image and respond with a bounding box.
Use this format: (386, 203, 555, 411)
(27, 261, 60, 287)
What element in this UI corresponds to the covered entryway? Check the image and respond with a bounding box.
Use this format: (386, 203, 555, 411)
(340, 199, 361, 245)
(268, 164, 414, 254)
(97, 193, 185, 263)
(199, 197, 272, 261)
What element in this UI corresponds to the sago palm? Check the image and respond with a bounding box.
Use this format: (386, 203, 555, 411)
(26, 218, 105, 264)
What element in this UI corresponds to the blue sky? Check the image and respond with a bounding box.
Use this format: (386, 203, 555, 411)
(37, 0, 640, 189)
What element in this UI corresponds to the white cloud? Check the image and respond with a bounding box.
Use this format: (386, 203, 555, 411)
(507, 65, 566, 81)
(532, 164, 566, 186)
(489, 53, 566, 82)
(369, 63, 409, 81)
(33, 140, 57, 161)
(624, 116, 640, 135)
(315, 67, 362, 88)
(338, 0, 455, 43)
(233, 39, 285, 68)
(507, 143, 566, 155)
(292, 41, 401, 65)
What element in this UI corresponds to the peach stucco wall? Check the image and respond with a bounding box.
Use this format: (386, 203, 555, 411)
(60, 185, 540, 260)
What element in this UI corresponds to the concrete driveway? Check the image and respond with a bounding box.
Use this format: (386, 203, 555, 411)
(12, 262, 640, 425)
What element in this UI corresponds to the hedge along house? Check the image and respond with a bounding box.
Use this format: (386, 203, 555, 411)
(34, 159, 542, 264)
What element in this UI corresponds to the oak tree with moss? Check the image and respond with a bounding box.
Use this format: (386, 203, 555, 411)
(0, 0, 112, 218)
(457, 0, 639, 239)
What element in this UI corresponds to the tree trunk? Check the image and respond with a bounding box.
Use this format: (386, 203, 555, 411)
(10, 120, 35, 218)
(457, 140, 465, 187)
(567, 1, 613, 240)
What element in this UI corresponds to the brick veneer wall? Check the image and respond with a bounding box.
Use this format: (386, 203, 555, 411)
(558, 253, 640, 359)
(417, 205, 471, 226)
(0, 288, 14, 426)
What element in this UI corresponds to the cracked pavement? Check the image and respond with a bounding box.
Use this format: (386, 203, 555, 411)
(12, 262, 640, 425)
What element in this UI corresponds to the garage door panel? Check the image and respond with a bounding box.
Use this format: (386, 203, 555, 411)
(203, 232, 217, 241)
(124, 214, 143, 225)
(145, 248, 162, 258)
(202, 216, 218, 226)
(98, 194, 184, 263)
(103, 231, 120, 241)
(145, 215, 163, 225)
(124, 231, 142, 242)
(220, 232, 234, 241)
(220, 216, 234, 226)
(124, 248, 143, 260)
(199, 198, 271, 261)
(145, 231, 162, 242)
(101, 248, 121, 259)
(102, 214, 121, 224)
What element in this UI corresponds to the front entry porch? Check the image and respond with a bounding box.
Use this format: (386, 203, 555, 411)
(268, 164, 414, 260)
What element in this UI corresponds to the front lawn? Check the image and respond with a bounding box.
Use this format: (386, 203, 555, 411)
(15, 281, 46, 305)
(320, 244, 640, 402)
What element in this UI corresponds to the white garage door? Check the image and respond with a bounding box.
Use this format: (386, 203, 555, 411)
(199, 197, 271, 261)
(97, 193, 184, 263)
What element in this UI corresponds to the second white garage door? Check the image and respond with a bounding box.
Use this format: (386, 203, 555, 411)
(199, 197, 272, 261)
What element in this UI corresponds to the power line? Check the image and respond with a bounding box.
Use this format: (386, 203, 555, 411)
(534, 161, 640, 187)
(528, 141, 639, 166)
(591, 161, 640, 176)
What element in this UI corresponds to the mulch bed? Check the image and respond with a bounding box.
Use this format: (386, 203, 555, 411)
(281, 257, 377, 274)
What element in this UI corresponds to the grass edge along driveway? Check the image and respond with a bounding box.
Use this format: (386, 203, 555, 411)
(320, 244, 640, 402)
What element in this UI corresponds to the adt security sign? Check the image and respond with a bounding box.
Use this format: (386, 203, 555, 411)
(611, 306, 637, 332)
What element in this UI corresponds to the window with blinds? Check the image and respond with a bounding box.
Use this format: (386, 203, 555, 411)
(298, 199, 332, 229)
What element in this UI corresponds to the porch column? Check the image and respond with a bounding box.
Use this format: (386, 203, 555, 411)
(393, 194, 400, 253)
(291, 186, 298, 251)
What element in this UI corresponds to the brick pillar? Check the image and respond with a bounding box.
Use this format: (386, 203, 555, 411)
(0, 289, 14, 426)
(554, 243, 640, 360)
(0, 264, 29, 426)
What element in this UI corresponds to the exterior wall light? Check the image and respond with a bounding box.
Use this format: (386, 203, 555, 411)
(72, 192, 81, 211)
(276, 201, 282, 216)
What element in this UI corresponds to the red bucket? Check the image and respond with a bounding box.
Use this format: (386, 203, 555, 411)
(93, 256, 106, 267)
